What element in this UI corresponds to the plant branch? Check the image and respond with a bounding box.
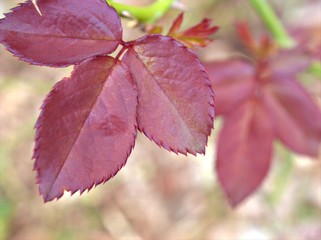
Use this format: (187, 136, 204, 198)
(106, 0, 175, 23)
(250, 0, 295, 48)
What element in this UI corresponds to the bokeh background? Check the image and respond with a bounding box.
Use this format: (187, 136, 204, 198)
(0, 0, 320, 239)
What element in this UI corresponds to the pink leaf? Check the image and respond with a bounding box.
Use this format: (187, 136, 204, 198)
(205, 59, 255, 115)
(0, 0, 122, 67)
(264, 75, 321, 157)
(33, 56, 137, 202)
(122, 35, 214, 155)
(216, 99, 274, 207)
(269, 50, 312, 75)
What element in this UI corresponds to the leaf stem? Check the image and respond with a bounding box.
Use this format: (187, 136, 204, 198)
(115, 45, 128, 61)
(106, 0, 175, 23)
(249, 0, 295, 48)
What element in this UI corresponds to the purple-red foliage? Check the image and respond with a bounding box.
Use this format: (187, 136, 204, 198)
(206, 23, 321, 207)
(147, 12, 218, 49)
(0, 0, 217, 201)
(1, 0, 318, 207)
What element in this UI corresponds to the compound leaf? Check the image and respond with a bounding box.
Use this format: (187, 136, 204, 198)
(122, 35, 214, 155)
(216, 99, 273, 207)
(33, 56, 137, 202)
(0, 0, 122, 67)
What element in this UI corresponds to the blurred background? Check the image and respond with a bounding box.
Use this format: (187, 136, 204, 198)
(0, 0, 320, 239)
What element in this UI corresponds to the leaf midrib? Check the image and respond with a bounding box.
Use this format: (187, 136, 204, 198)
(2, 29, 117, 41)
(45, 60, 117, 198)
(130, 48, 203, 149)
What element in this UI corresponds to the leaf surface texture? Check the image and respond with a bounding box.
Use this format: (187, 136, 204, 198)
(34, 56, 137, 201)
(123, 35, 214, 155)
(216, 100, 273, 206)
(0, 0, 122, 66)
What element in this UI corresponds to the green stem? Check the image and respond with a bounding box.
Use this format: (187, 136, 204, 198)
(106, 0, 175, 24)
(250, 0, 295, 48)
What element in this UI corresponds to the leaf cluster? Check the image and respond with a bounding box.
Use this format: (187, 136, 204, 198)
(0, 0, 217, 202)
(206, 23, 321, 206)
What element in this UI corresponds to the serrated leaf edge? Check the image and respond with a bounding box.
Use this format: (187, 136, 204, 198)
(33, 57, 138, 202)
(0, 0, 122, 67)
(128, 35, 215, 156)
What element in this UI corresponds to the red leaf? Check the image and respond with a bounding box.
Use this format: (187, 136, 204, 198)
(167, 13, 218, 49)
(216, 99, 274, 207)
(269, 50, 312, 75)
(205, 59, 255, 115)
(236, 22, 256, 51)
(209, 23, 321, 207)
(122, 35, 214, 155)
(183, 18, 218, 38)
(0, 0, 122, 67)
(236, 22, 276, 60)
(168, 13, 184, 35)
(33, 56, 137, 202)
(264, 75, 321, 157)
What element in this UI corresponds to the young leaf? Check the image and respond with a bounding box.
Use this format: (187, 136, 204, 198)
(0, 0, 122, 67)
(33, 56, 137, 202)
(205, 59, 255, 115)
(122, 35, 214, 155)
(168, 13, 184, 35)
(264, 75, 321, 157)
(236, 22, 276, 60)
(236, 22, 257, 52)
(216, 99, 274, 207)
(167, 13, 218, 49)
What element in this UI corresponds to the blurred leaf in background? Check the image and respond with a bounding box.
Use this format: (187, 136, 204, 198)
(0, 0, 320, 240)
